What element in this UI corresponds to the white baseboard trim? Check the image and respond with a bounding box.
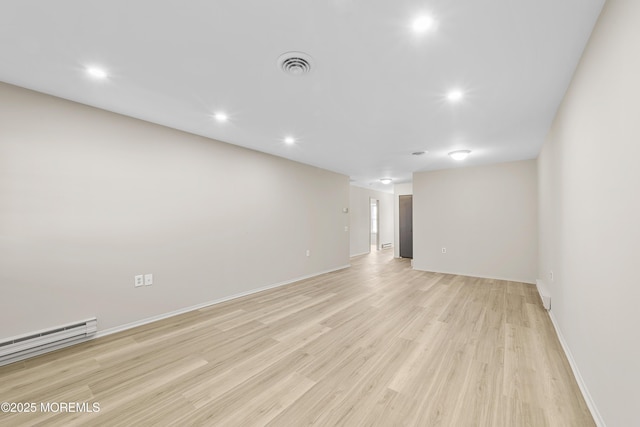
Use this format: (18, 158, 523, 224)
(95, 264, 351, 339)
(349, 251, 370, 258)
(536, 279, 551, 310)
(411, 265, 535, 285)
(548, 311, 606, 427)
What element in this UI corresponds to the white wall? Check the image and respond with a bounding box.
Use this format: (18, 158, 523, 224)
(393, 183, 413, 258)
(349, 186, 393, 257)
(413, 160, 537, 283)
(538, 1, 640, 425)
(0, 82, 350, 338)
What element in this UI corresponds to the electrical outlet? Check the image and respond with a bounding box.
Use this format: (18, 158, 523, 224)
(144, 273, 153, 286)
(442, 248, 447, 254)
(306, 249, 311, 257)
(134, 275, 144, 287)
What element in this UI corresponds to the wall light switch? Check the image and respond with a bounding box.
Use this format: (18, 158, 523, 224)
(134, 275, 144, 287)
(144, 274, 153, 286)
(306, 249, 310, 257)
(442, 248, 447, 254)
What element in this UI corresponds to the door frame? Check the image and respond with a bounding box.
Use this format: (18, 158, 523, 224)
(370, 198, 380, 251)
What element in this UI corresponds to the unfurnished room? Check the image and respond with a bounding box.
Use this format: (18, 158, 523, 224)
(1, 1, 638, 426)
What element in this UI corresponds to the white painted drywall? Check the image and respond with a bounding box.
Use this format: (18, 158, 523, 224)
(413, 160, 538, 283)
(349, 186, 393, 257)
(393, 183, 413, 258)
(0, 82, 350, 338)
(538, 1, 640, 425)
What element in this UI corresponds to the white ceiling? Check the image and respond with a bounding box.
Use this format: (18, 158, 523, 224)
(0, 0, 605, 192)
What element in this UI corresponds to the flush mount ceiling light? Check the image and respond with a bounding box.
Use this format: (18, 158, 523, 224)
(448, 150, 471, 160)
(86, 66, 107, 79)
(447, 89, 464, 102)
(277, 52, 313, 76)
(213, 112, 228, 122)
(380, 178, 393, 184)
(284, 136, 296, 145)
(412, 14, 437, 33)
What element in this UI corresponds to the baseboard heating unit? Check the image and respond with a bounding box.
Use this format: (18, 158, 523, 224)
(0, 317, 97, 366)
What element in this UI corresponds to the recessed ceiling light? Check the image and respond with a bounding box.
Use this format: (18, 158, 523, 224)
(86, 66, 107, 79)
(380, 178, 393, 184)
(213, 112, 228, 122)
(447, 90, 464, 102)
(412, 15, 437, 33)
(284, 136, 296, 145)
(448, 150, 471, 160)
(412, 151, 427, 156)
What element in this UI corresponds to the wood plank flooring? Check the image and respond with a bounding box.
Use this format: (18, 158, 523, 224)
(0, 250, 595, 426)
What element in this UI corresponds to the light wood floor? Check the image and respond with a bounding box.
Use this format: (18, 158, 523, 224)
(0, 250, 594, 426)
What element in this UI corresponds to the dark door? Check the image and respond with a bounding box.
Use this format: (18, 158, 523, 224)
(399, 195, 413, 259)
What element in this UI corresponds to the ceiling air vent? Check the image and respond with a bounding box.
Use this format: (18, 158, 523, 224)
(278, 52, 312, 76)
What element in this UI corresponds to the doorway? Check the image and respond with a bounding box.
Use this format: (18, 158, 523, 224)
(399, 195, 413, 258)
(370, 198, 379, 252)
